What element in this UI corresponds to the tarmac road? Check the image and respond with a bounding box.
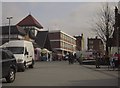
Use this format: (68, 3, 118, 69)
(2, 61, 119, 87)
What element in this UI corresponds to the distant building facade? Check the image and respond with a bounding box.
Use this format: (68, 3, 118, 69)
(1, 14, 52, 51)
(17, 14, 43, 42)
(74, 34, 84, 51)
(109, 5, 120, 54)
(87, 37, 104, 54)
(49, 30, 76, 60)
(0, 25, 26, 45)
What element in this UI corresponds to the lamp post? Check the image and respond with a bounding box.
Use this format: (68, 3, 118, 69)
(7, 17, 13, 41)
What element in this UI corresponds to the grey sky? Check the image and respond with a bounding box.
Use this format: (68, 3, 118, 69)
(2, 2, 118, 49)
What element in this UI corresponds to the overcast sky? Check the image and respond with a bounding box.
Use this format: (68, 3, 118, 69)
(1, 1, 119, 49)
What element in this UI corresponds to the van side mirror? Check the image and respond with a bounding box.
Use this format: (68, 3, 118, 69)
(25, 51, 28, 55)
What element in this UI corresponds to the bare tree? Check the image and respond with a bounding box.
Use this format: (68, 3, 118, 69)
(92, 3, 115, 57)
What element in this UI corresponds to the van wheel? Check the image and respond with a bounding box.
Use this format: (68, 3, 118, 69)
(6, 68, 16, 83)
(29, 60, 34, 68)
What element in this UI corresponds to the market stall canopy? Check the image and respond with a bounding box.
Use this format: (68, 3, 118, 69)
(41, 48, 49, 54)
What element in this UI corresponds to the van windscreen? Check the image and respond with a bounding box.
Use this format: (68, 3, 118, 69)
(7, 47, 24, 54)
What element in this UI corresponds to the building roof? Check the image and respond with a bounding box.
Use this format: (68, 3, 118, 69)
(17, 14, 43, 29)
(1, 25, 26, 35)
(49, 30, 76, 40)
(35, 31, 52, 51)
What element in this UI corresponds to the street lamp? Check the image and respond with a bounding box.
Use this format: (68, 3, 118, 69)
(7, 17, 13, 41)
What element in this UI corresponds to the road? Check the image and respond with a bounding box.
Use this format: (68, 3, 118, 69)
(2, 61, 119, 86)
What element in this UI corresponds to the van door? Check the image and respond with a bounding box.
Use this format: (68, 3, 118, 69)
(24, 48, 29, 66)
(27, 44, 33, 65)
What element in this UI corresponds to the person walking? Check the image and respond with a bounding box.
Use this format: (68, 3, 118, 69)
(68, 52, 74, 64)
(95, 52, 101, 68)
(109, 54, 115, 70)
(79, 53, 83, 64)
(77, 53, 83, 65)
(114, 52, 119, 68)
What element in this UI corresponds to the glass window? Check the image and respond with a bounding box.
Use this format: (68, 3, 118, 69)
(7, 47, 24, 54)
(7, 51, 15, 59)
(89, 41, 93, 44)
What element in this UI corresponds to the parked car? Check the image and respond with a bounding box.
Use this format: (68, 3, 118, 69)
(0, 49, 17, 83)
(63, 55, 69, 61)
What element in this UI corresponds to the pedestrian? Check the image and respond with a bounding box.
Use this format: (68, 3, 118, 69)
(77, 53, 83, 65)
(109, 54, 115, 70)
(68, 52, 74, 64)
(114, 52, 119, 68)
(48, 53, 50, 61)
(80, 53, 83, 64)
(73, 52, 77, 63)
(95, 52, 101, 68)
(105, 55, 110, 69)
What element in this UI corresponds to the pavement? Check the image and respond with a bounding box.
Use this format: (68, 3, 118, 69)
(82, 64, 119, 79)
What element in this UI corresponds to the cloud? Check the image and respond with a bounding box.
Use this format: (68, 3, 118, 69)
(44, 2, 116, 49)
(2, 2, 117, 49)
(47, 3, 101, 35)
(2, 0, 120, 2)
(0, 2, 2, 26)
(2, 2, 28, 25)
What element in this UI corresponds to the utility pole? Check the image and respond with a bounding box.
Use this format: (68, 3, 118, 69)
(7, 17, 13, 41)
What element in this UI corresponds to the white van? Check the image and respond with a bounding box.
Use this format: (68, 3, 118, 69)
(5, 40, 34, 71)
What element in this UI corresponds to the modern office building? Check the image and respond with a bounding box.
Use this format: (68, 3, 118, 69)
(49, 30, 76, 60)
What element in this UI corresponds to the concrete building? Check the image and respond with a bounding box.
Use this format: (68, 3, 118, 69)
(87, 36, 104, 54)
(49, 30, 76, 60)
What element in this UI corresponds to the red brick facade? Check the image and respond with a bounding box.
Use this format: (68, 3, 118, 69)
(87, 37, 104, 54)
(49, 30, 76, 60)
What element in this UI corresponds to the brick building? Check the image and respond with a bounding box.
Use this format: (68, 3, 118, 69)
(17, 14, 43, 41)
(1, 14, 52, 51)
(74, 34, 84, 51)
(49, 30, 76, 60)
(0, 25, 26, 45)
(109, 5, 120, 54)
(87, 36, 104, 54)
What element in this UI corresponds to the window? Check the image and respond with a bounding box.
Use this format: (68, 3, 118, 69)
(89, 45, 93, 49)
(7, 47, 24, 54)
(89, 41, 93, 44)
